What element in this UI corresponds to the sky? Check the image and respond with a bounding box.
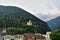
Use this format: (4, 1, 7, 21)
(0, 0, 60, 21)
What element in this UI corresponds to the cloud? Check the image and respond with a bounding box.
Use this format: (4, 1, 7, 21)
(33, 8, 60, 21)
(50, 8, 60, 15)
(0, 0, 60, 21)
(0, 0, 48, 13)
(45, 8, 60, 21)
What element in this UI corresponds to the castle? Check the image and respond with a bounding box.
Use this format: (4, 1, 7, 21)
(27, 20, 32, 26)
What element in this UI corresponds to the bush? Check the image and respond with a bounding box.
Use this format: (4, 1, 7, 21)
(50, 29, 60, 40)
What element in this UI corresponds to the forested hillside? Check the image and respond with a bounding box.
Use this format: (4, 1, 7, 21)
(47, 16, 60, 30)
(0, 5, 50, 34)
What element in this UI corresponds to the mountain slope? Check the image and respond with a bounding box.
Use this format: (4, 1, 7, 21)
(0, 5, 50, 34)
(47, 16, 60, 30)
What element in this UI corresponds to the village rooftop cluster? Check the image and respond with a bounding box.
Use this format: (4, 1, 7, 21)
(0, 32, 51, 40)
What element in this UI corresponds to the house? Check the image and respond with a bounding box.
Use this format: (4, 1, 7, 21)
(35, 34, 46, 40)
(3, 35, 24, 40)
(23, 33, 46, 40)
(23, 33, 35, 40)
(46, 32, 51, 40)
(3, 35, 12, 40)
(2, 32, 51, 40)
(13, 34, 24, 40)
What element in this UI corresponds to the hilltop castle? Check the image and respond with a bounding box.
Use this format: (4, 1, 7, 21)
(27, 20, 32, 26)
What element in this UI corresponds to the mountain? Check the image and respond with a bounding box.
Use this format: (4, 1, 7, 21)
(47, 16, 60, 30)
(0, 5, 50, 34)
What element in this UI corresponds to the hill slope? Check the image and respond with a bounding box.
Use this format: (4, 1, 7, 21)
(0, 5, 50, 34)
(47, 16, 60, 30)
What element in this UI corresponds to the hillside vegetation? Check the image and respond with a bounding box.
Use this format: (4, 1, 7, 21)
(0, 5, 50, 34)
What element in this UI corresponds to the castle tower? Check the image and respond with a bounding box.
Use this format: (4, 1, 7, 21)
(27, 20, 32, 26)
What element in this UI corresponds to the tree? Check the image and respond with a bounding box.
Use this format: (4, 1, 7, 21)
(50, 29, 60, 40)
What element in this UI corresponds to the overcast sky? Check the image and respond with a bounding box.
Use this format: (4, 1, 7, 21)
(0, 0, 60, 21)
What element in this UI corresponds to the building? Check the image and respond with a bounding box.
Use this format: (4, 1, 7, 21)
(3, 35, 24, 40)
(1, 32, 51, 40)
(23, 33, 46, 40)
(35, 34, 46, 40)
(24, 33, 35, 40)
(46, 32, 51, 40)
(27, 20, 32, 26)
(3, 35, 12, 40)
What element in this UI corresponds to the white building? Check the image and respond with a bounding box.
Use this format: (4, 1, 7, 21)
(3, 35, 24, 40)
(2, 32, 51, 40)
(2, 29, 6, 34)
(27, 20, 32, 26)
(46, 32, 51, 40)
